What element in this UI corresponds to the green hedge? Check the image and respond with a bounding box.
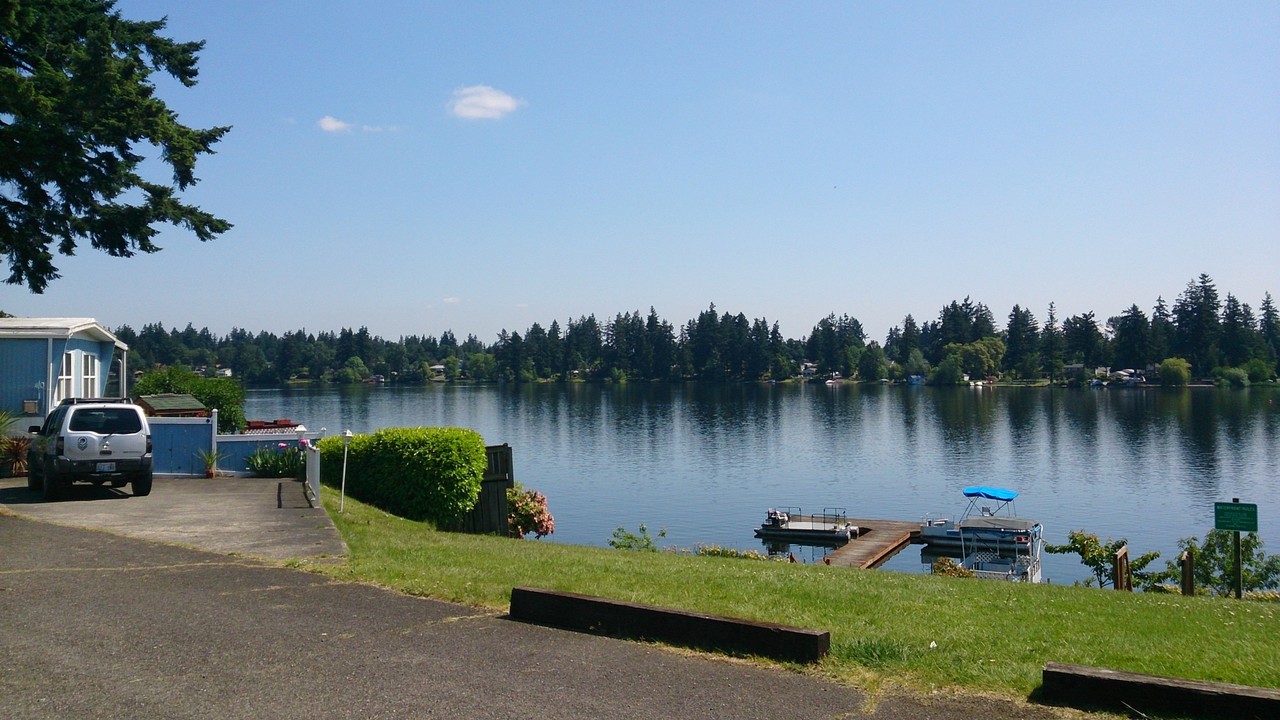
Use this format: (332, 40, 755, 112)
(317, 427, 487, 526)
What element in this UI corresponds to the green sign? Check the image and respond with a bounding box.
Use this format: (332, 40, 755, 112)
(1215, 502, 1258, 532)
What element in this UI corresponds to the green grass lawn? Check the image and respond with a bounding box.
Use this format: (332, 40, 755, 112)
(309, 489, 1279, 698)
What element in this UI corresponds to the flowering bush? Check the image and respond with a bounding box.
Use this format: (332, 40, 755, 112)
(247, 440, 307, 479)
(508, 486, 554, 539)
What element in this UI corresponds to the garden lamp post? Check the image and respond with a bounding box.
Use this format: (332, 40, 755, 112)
(340, 429, 353, 512)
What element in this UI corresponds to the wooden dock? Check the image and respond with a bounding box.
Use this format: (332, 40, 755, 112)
(822, 518, 921, 569)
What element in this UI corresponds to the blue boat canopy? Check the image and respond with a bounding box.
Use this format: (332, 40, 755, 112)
(962, 486, 1018, 502)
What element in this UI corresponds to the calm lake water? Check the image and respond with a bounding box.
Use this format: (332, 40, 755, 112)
(245, 383, 1280, 584)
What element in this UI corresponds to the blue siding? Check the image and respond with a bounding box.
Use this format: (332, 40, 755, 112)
(0, 338, 48, 416)
(0, 332, 118, 417)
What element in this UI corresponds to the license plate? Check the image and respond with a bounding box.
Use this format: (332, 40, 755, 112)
(96, 462, 116, 473)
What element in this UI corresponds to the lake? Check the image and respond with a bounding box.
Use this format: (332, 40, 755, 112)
(244, 382, 1280, 584)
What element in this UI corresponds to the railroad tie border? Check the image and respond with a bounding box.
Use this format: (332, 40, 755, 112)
(508, 587, 830, 664)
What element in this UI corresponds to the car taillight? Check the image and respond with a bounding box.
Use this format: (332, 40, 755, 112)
(55, 436, 64, 455)
(146, 434, 152, 454)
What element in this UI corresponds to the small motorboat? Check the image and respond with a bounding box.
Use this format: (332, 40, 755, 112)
(754, 507, 860, 545)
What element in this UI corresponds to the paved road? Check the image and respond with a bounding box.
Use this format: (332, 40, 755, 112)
(0, 479, 1079, 719)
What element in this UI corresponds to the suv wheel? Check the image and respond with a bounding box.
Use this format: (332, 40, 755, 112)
(132, 472, 153, 497)
(42, 469, 64, 502)
(27, 463, 44, 492)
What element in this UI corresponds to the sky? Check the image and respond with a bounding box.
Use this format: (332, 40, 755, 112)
(3, 1, 1278, 344)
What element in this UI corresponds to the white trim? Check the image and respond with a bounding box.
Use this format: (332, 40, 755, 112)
(0, 317, 128, 350)
(56, 351, 75, 404)
(82, 354, 99, 397)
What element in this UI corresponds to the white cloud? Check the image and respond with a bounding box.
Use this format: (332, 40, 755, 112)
(318, 115, 354, 132)
(449, 85, 525, 120)
(442, 297, 462, 304)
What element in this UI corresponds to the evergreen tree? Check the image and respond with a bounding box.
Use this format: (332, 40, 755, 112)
(2, 0, 231, 291)
(1039, 303, 1066, 380)
(1150, 296, 1174, 362)
(1259, 293, 1280, 367)
(1219, 294, 1260, 367)
(1002, 305, 1039, 379)
(1063, 312, 1108, 368)
(858, 341, 888, 381)
(1172, 274, 1221, 375)
(1109, 305, 1151, 370)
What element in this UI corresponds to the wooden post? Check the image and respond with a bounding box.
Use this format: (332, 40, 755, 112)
(1113, 545, 1131, 591)
(1180, 548, 1194, 596)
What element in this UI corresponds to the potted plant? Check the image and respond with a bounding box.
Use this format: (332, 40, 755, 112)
(196, 448, 227, 478)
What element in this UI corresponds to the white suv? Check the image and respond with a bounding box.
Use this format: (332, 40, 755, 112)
(27, 398, 154, 500)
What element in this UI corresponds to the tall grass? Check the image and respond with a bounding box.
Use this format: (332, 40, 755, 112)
(311, 490, 1280, 697)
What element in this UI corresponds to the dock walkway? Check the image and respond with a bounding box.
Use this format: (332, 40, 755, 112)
(823, 518, 921, 568)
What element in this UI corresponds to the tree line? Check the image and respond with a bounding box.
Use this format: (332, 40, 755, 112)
(111, 274, 1279, 386)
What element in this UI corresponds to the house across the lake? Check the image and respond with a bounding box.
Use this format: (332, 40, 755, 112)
(0, 317, 130, 421)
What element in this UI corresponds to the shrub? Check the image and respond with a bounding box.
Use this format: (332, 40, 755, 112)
(246, 442, 305, 479)
(608, 524, 665, 551)
(695, 545, 775, 561)
(1150, 530, 1280, 596)
(2, 434, 31, 476)
(507, 486, 555, 539)
(931, 556, 975, 578)
(1046, 529, 1160, 588)
(1158, 357, 1191, 386)
(1241, 358, 1276, 383)
(318, 427, 486, 526)
(1216, 367, 1249, 388)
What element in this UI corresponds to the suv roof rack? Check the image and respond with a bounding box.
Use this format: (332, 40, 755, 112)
(57, 397, 134, 406)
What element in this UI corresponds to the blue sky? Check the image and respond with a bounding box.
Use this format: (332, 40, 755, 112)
(3, 1, 1277, 343)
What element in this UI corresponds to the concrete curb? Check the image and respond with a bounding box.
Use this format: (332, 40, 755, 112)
(1041, 662, 1280, 719)
(509, 587, 830, 663)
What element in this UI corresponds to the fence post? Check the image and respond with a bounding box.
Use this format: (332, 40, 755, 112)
(305, 445, 321, 508)
(209, 409, 218, 473)
(1180, 549, 1194, 596)
(1113, 545, 1131, 591)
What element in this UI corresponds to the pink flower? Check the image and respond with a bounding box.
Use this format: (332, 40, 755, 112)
(278, 442, 287, 449)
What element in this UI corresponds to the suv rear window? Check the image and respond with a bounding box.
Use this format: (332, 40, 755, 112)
(68, 408, 143, 434)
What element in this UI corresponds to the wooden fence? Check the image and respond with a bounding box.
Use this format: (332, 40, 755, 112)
(451, 444, 515, 536)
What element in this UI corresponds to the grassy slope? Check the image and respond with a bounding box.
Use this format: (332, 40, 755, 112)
(310, 490, 1279, 697)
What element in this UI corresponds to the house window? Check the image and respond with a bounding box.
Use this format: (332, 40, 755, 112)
(82, 354, 99, 397)
(56, 351, 75, 403)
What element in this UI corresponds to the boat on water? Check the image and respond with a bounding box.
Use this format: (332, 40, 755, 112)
(754, 507, 860, 545)
(921, 486, 1044, 583)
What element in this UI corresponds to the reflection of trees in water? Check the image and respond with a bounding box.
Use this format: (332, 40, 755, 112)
(927, 387, 1000, 458)
(1003, 388, 1039, 448)
(1060, 389, 1101, 448)
(1160, 388, 1271, 494)
(1162, 389, 1218, 490)
(898, 386, 920, 453)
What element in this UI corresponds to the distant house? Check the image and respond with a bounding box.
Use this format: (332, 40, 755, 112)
(0, 317, 129, 419)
